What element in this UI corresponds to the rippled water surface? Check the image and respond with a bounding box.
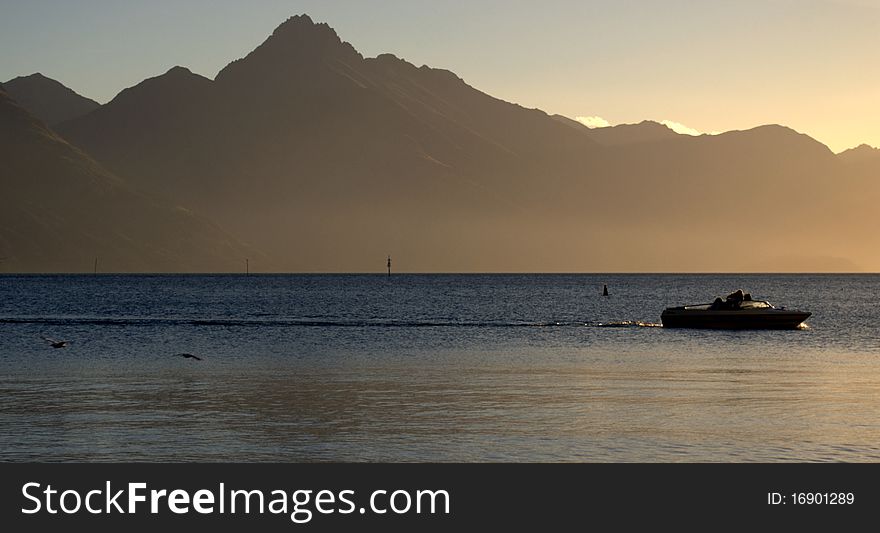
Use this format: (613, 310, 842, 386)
(1, 274, 878, 461)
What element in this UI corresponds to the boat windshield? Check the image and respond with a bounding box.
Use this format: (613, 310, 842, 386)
(682, 300, 774, 311)
(739, 300, 773, 309)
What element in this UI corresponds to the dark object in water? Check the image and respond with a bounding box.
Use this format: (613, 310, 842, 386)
(603, 284, 609, 296)
(174, 353, 203, 361)
(42, 337, 68, 348)
(661, 291, 810, 329)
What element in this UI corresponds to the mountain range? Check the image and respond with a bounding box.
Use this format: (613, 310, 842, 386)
(0, 87, 252, 272)
(3, 14, 878, 272)
(3, 73, 99, 126)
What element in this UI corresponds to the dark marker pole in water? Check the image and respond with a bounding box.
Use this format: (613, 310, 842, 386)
(603, 284, 609, 296)
(246, 258, 249, 276)
(387, 255, 391, 277)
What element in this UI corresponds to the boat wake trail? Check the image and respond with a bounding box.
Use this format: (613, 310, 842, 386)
(0, 316, 665, 329)
(596, 321, 663, 328)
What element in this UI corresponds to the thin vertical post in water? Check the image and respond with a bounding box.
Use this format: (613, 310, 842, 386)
(387, 255, 391, 278)
(246, 258, 249, 276)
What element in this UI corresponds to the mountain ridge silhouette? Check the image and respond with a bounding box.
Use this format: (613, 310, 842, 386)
(7, 14, 877, 272)
(0, 87, 256, 272)
(3, 73, 99, 126)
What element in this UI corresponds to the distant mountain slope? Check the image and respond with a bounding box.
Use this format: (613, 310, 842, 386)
(3, 73, 99, 125)
(836, 144, 880, 204)
(837, 144, 880, 168)
(0, 88, 255, 273)
(583, 120, 682, 146)
(55, 14, 880, 272)
(59, 15, 604, 270)
(839, 144, 880, 164)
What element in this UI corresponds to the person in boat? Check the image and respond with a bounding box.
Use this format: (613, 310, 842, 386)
(726, 289, 745, 303)
(723, 289, 756, 309)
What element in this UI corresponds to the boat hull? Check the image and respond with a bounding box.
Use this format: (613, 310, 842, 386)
(660, 309, 811, 329)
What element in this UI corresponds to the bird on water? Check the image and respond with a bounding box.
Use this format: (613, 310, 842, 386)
(174, 353, 203, 361)
(42, 337, 69, 349)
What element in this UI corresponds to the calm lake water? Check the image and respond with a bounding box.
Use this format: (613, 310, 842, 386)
(1, 274, 878, 462)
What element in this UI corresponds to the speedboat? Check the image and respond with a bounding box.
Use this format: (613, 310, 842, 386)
(661, 290, 811, 329)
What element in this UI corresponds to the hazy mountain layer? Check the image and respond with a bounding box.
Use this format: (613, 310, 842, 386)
(53, 15, 880, 272)
(0, 88, 254, 273)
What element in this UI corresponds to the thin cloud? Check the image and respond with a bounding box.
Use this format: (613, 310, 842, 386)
(575, 116, 610, 129)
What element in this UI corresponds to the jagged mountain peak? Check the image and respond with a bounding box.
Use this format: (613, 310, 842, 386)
(215, 14, 362, 84)
(266, 13, 351, 52)
(271, 14, 335, 40)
